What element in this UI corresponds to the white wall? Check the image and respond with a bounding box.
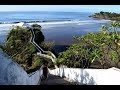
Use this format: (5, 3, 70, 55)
(0, 50, 43, 85)
(49, 67, 120, 85)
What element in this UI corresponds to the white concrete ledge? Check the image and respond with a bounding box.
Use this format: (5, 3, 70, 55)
(49, 67, 120, 85)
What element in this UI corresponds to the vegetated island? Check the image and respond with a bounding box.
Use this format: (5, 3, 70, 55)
(89, 11, 120, 21)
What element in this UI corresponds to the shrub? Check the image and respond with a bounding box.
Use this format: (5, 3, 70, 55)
(2, 24, 46, 73)
(40, 41, 55, 51)
(57, 21, 120, 69)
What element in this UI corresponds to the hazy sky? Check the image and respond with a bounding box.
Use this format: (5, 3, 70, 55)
(0, 5, 120, 13)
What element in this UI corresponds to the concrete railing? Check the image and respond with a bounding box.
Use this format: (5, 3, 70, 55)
(49, 67, 120, 85)
(29, 27, 58, 68)
(0, 50, 43, 85)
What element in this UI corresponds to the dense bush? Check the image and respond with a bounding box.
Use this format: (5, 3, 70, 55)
(40, 41, 55, 51)
(89, 11, 120, 21)
(2, 24, 45, 72)
(56, 21, 120, 69)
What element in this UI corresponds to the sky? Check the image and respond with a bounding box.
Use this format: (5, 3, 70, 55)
(0, 5, 120, 13)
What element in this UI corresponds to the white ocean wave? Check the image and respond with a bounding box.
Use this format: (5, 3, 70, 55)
(29, 19, 111, 25)
(0, 19, 111, 32)
(29, 19, 111, 28)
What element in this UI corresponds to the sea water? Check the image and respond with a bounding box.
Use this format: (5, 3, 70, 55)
(0, 11, 112, 46)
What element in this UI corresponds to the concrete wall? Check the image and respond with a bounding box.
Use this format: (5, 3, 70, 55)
(1, 48, 120, 85)
(0, 50, 43, 85)
(49, 66, 120, 85)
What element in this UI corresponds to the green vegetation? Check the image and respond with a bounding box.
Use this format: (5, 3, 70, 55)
(40, 41, 55, 51)
(56, 21, 120, 69)
(89, 11, 120, 21)
(1, 24, 46, 73)
(2, 20, 120, 71)
(0, 45, 4, 51)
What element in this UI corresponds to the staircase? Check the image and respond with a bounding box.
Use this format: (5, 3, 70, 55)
(29, 26, 75, 85)
(29, 27, 58, 68)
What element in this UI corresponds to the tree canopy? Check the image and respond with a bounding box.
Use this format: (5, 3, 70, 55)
(56, 21, 120, 69)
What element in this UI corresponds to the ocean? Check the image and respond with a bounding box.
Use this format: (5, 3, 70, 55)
(0, 11, 112, 46)
(0, 11, 93, 23)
